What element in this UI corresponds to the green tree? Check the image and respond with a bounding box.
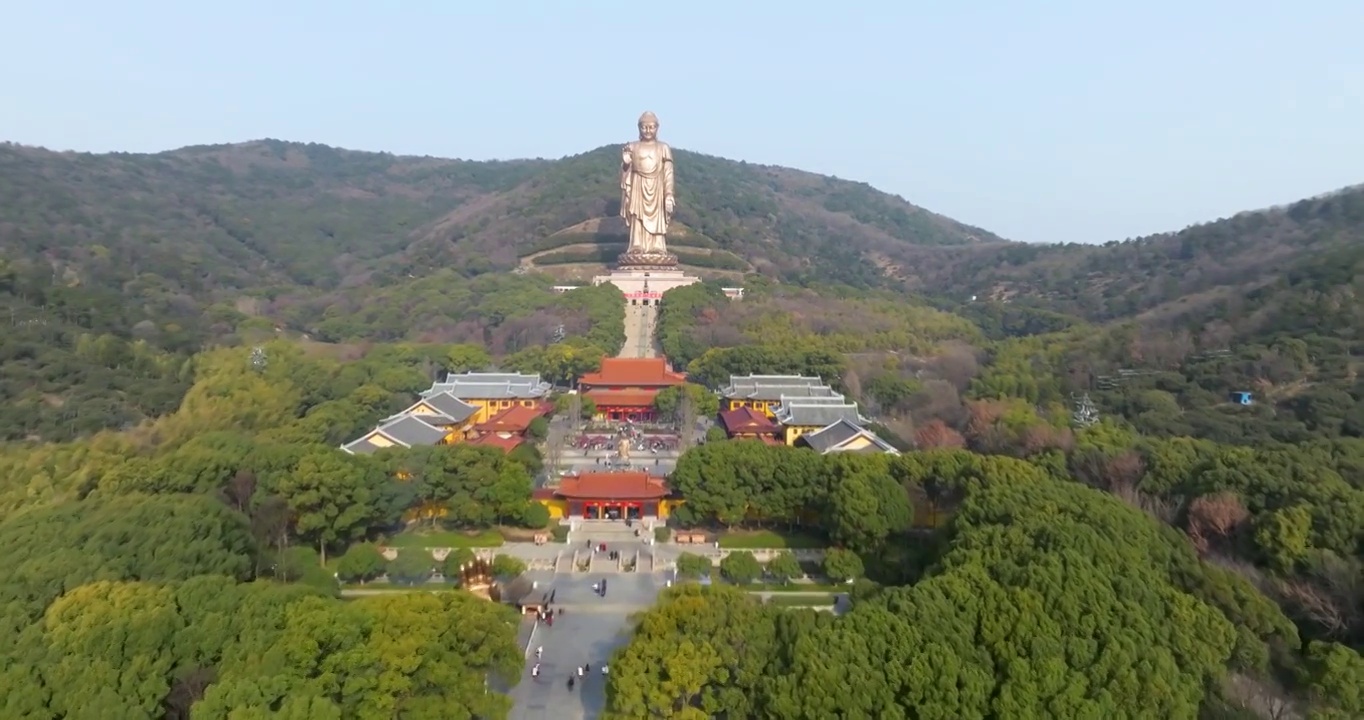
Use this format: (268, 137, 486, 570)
(441, 547, 476, 580)
(274, 449, 384, 563)
(604, 585, 778, 719)
(491, 554, 528, 578)
(1254, 504, 1314, 572)
(675, 552, 713, 580)
(822, 548, 864, 583)
(335, 542, 386, 584)
(719, 551, 762, 585)
(765, 552, 802, 584)
(520, 501, 551, 529)
(387, 550, 434, 585)
(527, 415, 549, 440)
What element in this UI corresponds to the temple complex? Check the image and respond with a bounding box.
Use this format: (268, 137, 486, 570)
(718, 373, 899, 453)
(578, 357, 687, 422)
(341, 371, 551, 455)
(533, 470, 676, 520)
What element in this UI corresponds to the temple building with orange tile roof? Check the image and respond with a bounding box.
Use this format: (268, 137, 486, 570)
(717, 406, 784, 445)
(577, 357, 687, 422)
(467, 401, 552, 453)
(532, 470, 677, 520)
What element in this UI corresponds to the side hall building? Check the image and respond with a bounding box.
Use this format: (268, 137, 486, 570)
(717, 407, 783, 445)
(341, 392, 480, 455)
(719, 374, 841, 417)
(578, 357, 687, 423)
(715, 372, 899, 454)
(341, 371, 551, 455)
(422, 371, 552, 425)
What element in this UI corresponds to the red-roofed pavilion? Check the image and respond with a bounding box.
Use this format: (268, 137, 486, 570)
(578, 357, 687, 422)
(532, 470, 673, 520)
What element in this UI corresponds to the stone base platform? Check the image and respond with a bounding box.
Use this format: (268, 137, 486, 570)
(616, 251, 678, 270)
(592, 267, 700, 306)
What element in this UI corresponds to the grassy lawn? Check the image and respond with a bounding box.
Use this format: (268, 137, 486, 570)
(383, 528, 505, 548)
(341, 581, 458, 590)
(717, 529, 826, 550)
(764, 594, 838, 607)
(754, 582, 842, 592)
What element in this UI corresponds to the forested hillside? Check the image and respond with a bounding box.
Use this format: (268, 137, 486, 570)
(0, 139, 997, 293)
(0, 139, 999, 439)
(909, 184, 1364, 333)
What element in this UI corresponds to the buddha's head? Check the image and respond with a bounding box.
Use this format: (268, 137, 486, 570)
(637, 111, 659, 141)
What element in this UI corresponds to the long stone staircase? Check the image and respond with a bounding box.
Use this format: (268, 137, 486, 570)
(577, 520, 651, 574)
(619, 304, 659, 359)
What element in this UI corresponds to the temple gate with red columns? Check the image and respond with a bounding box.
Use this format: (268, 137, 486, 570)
(577, 357, 687, 423)
(533, 470, 677, 520)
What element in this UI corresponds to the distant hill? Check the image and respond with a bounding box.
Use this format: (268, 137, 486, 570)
(0, 139, 1001, 296)
(905, 185, 1364, 340)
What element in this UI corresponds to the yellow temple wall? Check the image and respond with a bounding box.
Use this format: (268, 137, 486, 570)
(724, 399, 777, 417)
(783, 425, 819, 446)
(538, 498, 569, 519)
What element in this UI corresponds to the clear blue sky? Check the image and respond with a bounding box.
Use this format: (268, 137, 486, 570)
(3, 1, 1361, 245)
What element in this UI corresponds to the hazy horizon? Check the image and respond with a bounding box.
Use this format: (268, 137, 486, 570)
(3, 1, 1361, 245)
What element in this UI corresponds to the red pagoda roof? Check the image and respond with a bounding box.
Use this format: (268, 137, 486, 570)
(584, 388, 660, 408)
(469, 434, 524, 452)
(579, 357, 686, 388)
(719, 407, 781, 435)
(554, 471, 671, 500)
(475, 403, 550, 433)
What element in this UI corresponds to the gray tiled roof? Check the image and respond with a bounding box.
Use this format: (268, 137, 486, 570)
(721, 375, 828, 397)
(376, 415, 448, 447)
(800, 419, 898, 454)
(736, 384, 841, 401)
(385, 412, 456, 426)
(777, 394, 847, 406)
(445, 372, 542, 384)
(422, 375, 551, 400)
(419, 392, 479, 422)
(774, 401, 861, 428)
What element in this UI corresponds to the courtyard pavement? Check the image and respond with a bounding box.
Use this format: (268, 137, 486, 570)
(508, 563, 667, 719)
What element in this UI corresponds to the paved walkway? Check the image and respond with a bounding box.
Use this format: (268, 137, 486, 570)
(618, 303, 658, 359)
(509, 552, 666, 719)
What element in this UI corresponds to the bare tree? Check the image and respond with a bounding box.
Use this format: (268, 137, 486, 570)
(1276, 554, 1364, 641)
(221, 470, 257, 514)
(1186, 492, 1250, 554)
(568, 393, 582, 436)
(676, 390, 697, 452)
(163, 666, 217, 720)
(1223, 673, 1298, 720)
(544, 424, 567, 480)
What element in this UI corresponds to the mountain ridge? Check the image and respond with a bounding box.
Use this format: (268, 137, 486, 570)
(0, 138, 1008, 295)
